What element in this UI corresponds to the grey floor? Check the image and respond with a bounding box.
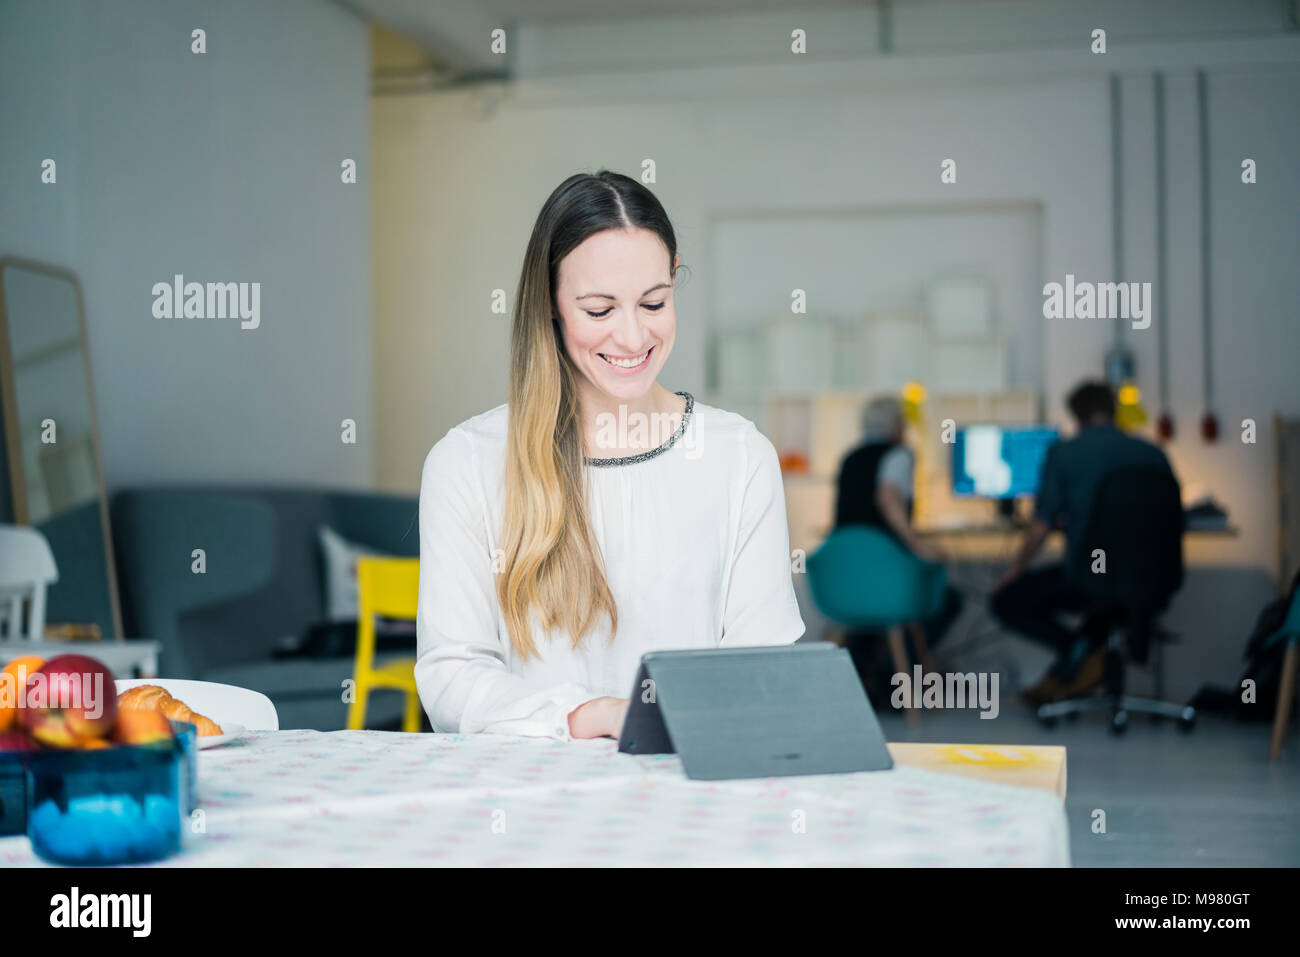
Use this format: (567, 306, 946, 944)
(880, 700, 1300, 867)
(804, 560, 1300, 868)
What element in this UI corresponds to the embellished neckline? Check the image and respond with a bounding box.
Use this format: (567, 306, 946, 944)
(584, 392, 694, 468)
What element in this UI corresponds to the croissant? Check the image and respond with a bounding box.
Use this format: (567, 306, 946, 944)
(118, 684, 170, 711)
(118, 684, 224, 737)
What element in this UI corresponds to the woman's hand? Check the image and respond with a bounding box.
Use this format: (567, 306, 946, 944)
(568, 696, 629, 739)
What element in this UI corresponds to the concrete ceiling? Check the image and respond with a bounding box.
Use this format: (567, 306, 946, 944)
(340, 0, 888, 76)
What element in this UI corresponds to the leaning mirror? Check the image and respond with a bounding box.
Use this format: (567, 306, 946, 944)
(0, 257, 122, 639)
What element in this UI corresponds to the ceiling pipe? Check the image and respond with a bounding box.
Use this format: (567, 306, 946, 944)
(1105, 74, 1137, 392)
(878, 0, 893, 55)
(1155, 72, 1174, 442)
(1111, 74, 1125, 350)
(1197, 68, 1219, 442)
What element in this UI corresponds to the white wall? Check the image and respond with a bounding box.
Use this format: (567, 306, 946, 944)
(0, 0, 373, 491)
(373, 6, 1300, 695)
(372, 73, 1112, 484)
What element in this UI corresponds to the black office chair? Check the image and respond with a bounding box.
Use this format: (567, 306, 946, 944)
(1037, 465, 1197, 734)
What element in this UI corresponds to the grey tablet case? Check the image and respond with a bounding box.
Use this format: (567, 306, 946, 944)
(617, 643, 894, 780)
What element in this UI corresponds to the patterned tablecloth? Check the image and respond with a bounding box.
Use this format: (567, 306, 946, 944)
(0, 730, 1071, 866)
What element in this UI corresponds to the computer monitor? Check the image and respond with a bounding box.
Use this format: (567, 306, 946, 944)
(952, 425, 1058, 499)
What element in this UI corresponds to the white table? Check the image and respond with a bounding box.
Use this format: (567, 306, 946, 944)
(0, 730, 1071, 866)
(0, 640, 160, 678)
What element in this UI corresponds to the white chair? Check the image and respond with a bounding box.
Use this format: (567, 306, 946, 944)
(115, 678, 279, 731)
(0, 524, 58, 641)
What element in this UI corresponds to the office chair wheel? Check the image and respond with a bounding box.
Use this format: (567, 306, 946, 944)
(1109, 710, 1129, 735)
(1177, 713, 1196, 733)
(1038, 714, 1058, 729)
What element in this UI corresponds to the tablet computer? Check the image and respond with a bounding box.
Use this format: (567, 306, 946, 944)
(617, 643, 893, 780)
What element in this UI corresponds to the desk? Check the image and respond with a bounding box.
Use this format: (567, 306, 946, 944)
(0, 640, 160, 678)
(916, 521, 1239, 535)
(810, 523, 1236, 562)
(914, 520, 1238, 550)
(905, 524, 1239, 656)
(0, 730, 1070, 867)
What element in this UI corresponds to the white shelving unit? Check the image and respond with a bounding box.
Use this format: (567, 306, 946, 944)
(708, 278, 1037, 551)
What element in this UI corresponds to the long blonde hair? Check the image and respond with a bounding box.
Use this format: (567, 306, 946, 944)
(496, 171, 679, 659)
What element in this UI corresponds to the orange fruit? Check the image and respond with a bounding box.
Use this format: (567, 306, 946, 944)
(0, 656, 45, 733)
(111, 709, 174, 745)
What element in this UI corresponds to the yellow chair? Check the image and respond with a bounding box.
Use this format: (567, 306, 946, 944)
(347, 557, 422, 732)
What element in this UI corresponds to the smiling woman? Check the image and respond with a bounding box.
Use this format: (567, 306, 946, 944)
(413, 170, 805, 742)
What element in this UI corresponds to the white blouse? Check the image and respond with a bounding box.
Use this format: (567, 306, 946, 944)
(414, 394, 805, 740)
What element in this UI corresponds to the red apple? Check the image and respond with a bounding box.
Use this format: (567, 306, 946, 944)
(18, 654, 118, 748)
(0, 729, 40, 753)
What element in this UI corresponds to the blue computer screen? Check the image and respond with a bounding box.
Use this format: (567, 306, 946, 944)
(952, 426, 1058, 498)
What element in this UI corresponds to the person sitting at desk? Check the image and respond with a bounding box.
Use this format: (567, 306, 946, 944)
(833, 396, 964, 689)
(414, 171, 805, 741)
(991, 380, 1178, 704)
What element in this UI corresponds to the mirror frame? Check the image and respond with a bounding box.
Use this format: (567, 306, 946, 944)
(0, 255, 124, 640)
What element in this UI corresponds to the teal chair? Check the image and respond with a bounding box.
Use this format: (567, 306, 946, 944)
(1267, 588, 1300, 761)
(807, 526, 948, 725)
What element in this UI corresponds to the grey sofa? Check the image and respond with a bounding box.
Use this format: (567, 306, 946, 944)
(109, 487, 420, 730)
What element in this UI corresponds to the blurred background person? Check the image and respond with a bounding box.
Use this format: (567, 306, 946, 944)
(833, 395, 964, 697)
(991, 380, 1179, 704)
